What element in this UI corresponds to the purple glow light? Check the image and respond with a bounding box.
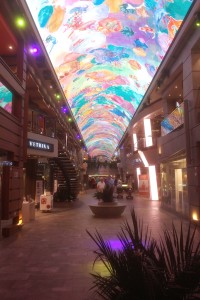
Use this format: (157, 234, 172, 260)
(108, 239, 123, 251)
(30, 47, 38, 54)
(61, 106, 69, 114)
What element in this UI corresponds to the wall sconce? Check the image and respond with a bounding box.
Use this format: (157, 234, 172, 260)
(195, 13, 200, 28)
(156, 80, 161, 91)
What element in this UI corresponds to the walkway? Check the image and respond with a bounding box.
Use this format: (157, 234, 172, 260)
(0, 190, 193, 300)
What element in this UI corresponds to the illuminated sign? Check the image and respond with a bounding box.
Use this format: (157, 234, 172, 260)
(28, 139, 54, 152)
(161, 102, 184, 136)
(0, 81, 12, 114)
(0, 161, 13, 166)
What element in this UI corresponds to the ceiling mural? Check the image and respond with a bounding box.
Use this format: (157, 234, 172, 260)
(25, 0, 193, 158)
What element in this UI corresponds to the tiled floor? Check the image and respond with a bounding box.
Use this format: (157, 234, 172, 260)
(0, 190, 195, 299)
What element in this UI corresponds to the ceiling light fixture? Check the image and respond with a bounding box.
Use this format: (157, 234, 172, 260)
(16, 17, 26, 28)
(30, 47, 38, 54)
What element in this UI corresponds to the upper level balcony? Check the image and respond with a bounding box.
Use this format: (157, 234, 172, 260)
(133, 136, 158, 152)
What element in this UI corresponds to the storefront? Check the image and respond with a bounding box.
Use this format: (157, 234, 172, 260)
(25, 132, 58, 204)
(131, 152, 159, 201)
(160, 156, 188, 217)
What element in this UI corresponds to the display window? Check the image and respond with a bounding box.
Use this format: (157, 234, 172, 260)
(161, 157, 188, 216)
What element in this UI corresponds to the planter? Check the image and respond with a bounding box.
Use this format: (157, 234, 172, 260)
(89, 201, 126, 218)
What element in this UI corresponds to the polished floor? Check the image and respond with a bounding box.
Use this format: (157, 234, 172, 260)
(0, 190, 194, 300)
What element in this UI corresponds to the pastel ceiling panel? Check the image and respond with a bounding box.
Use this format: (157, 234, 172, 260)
(25, 0, 193, 158)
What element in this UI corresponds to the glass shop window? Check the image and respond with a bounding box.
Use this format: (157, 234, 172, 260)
(45, 117, 55, 138)
(37, 115, 45, 134)
(28, 111, 45, 134)
(160, 158, 188, 216)
(28, 110, 56, 137)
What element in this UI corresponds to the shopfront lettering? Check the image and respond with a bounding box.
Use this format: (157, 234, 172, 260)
(28, 139, 54, 152)
(0, 161, 13, 166)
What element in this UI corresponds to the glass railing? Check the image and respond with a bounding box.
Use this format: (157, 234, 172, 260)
(161, 102, 184, 136)
(133, 136, 157, 151)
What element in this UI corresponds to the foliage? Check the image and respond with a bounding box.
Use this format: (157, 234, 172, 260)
(94, 184, 114, 202)
(87, 209, 200, 300)
(94, 191, 103, 200)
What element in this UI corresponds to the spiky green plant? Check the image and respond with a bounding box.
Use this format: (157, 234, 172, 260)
(87, 209, 200, 300)
(156, 222, 200, 299)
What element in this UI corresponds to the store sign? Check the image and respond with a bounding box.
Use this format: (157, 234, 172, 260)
(28, 139, 54, 152)
(0, 161, 13, 166)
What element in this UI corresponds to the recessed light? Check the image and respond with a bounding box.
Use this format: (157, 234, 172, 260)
(175, 85, 178, 89)
(16, 17, 26, 28)
(8, 45, 13, 50)
(30, 47, 38, 54)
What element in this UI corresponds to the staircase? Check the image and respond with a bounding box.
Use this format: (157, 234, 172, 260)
(50, 152, 80, 201)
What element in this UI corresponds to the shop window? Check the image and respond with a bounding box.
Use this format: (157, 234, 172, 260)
(0, 81, 12, 113)
(28, 110, 56, 137)
(45, 117, 55, 137)
(161, 158, 188, 216)
(37, 115, 45, 134)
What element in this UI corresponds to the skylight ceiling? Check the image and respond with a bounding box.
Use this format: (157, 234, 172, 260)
(25, 0, 192, 159)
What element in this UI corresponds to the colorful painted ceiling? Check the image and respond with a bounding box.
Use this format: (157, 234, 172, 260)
(25, 0, 192, 158)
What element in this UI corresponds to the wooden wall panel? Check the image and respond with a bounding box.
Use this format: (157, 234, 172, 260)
(1, 128, 20, 145)
(0, 108, 23, 161)
(0, 140, 20, 158)
(0, 109, 21, 134)
(1, 166, 23, 220)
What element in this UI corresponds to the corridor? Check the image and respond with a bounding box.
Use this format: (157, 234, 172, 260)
(0, 190, 192, 300)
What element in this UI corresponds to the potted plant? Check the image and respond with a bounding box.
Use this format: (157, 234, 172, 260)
(87, 209, 200, 299)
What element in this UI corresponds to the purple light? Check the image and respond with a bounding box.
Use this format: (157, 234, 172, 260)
(30, 47, 38, 54)
(107, 239, 123, 251)
(61, 106, 69, 114)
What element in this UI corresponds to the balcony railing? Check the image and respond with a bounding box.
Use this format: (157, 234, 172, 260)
(133, 136, 157, 151)
(161, 102, 184, 136)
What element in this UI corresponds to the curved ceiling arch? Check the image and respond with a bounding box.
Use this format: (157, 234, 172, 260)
(25, 0, 193, 159)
